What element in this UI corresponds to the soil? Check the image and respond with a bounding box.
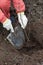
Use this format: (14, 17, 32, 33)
(0, 0, 43, 65)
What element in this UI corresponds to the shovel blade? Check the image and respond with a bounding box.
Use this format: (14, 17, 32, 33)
(7, 25, 25, 49)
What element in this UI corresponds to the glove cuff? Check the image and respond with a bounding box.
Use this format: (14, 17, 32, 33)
(20, 12, 24, 15)
(3, 19, 11, 25)
(3, 19, 8, 25)
(17, 12, 24, 16)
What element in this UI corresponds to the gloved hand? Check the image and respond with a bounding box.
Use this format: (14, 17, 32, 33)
(17, 12, 28, 29)
(3, 19, 14, 32)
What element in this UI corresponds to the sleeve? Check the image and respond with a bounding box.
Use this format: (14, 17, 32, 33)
(0, 9, 7, 23)
(13, 0, 25, 13)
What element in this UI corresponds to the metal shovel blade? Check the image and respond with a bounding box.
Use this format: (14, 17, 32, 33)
(7, 25, 25, 49)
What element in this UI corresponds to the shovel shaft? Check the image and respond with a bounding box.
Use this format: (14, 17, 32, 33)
(23, 29, 29, 42)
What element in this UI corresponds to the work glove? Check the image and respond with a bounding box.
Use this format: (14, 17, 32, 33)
(17, 12, 28, 29)
(3, 19, 14, 32)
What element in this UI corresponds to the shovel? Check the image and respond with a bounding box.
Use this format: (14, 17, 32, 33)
(7, 25, 25, 49)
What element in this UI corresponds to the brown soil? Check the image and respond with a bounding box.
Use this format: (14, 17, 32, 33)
(0, 0, 43, 65)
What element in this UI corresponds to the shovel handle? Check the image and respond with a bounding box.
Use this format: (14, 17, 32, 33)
(23, 29, 29, 42)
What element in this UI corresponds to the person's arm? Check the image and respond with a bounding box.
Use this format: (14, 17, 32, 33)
(13, 0, 25, 13)
(0, 9, 7, 23)
(13, 0, 28, 29)
(0, 9, 14, 32)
